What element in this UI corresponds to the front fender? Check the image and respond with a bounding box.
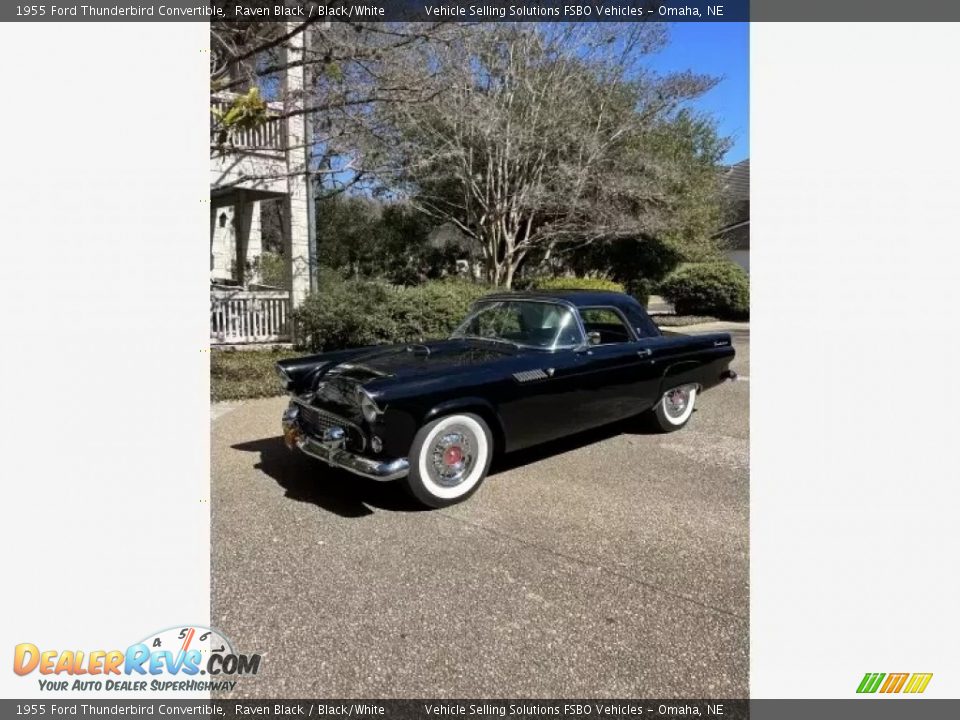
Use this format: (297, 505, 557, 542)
(424, 397, 505, 455)
(424, 396, 497, 422)
(376, 394, 506, 461)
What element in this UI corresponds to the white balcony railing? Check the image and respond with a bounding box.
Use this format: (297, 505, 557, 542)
(211, 93, 286, 154)
(210, 289, 291, 344)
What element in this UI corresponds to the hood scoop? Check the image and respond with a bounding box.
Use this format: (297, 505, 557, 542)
(325, 362, 389, 382)
(405, 344, 432, 357)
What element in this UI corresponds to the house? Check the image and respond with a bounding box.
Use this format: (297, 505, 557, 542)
(209, 23, 311, 344)
(717, 158, 749, 273)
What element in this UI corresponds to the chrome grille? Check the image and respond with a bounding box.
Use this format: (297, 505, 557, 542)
(294, 402, 366, 451)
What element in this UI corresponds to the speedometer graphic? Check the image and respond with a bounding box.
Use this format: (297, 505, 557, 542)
(137, 625, 236, 675)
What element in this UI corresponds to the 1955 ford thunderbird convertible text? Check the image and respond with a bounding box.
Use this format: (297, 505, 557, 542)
(277, 290, 736, 507)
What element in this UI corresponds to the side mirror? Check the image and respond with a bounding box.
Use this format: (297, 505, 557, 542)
(586, 331, 602, 346)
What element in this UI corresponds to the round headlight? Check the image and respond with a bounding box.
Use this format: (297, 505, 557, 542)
(359, 391, 381, 423)
(275, 364, 292, 390)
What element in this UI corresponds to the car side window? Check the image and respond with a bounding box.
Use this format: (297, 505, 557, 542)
(580, 307, 634, 345)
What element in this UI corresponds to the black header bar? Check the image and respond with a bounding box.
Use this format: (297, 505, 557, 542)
(6, 0, 960, 22)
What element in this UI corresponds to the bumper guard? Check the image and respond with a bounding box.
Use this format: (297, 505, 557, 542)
(282, 406, 408, 482)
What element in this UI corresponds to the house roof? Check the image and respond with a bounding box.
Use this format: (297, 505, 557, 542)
(723, 159, 749, 202)
(719, 222, 750, 251)
(717, 159, 749, 247)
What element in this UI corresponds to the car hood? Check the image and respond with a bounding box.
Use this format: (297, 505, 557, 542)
(304, 339, 515, 413)
(324, 339, 516, 383)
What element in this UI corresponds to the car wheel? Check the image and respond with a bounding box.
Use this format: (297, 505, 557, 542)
(405, 413, 493, 508)
(649, 384, 698, 432)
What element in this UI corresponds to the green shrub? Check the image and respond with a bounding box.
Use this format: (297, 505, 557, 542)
(294, 272, 491, 352)
(211, 348, 300, 401)
(623, 278, 654, 308)
(530, 276, 625, 293)
(254, 251, 286, 288)
(658, 262, 749, 319)
(389, 280, 491, 341)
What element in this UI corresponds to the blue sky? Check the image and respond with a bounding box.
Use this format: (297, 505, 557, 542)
(646, 22, 749, 164)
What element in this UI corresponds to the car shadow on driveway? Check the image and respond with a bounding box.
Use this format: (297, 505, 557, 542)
(230, 436, 427, 517)
(230, 415, 667, 518)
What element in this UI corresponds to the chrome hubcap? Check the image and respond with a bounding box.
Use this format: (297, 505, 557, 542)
(664, 387, 691, 419)
(428, 427, 475, 487)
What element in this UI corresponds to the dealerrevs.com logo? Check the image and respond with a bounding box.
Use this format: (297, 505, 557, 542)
(13, 625, 260, 693)
(856, 672, 933, 694)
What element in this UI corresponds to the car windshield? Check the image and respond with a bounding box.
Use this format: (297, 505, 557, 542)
(451, 300, 584, 350)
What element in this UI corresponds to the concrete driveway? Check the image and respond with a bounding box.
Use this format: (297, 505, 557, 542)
(211, 330, 749, 698)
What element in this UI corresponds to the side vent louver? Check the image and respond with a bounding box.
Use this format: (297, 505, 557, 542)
(513, 369, 549, 383)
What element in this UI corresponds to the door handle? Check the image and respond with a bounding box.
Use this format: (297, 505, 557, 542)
(636, 348, 652, 358)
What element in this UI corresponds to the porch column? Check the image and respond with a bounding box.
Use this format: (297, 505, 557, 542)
(209, 204, 235, 282)
(245, 200, 262, 283)
(232, 190, 253, 286)
(283, 22, 311, 309)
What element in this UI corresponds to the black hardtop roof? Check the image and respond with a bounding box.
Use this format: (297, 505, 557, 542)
(478, 289, 636, 308)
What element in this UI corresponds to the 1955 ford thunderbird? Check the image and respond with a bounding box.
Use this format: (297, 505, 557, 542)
(277, 290, 736, 507)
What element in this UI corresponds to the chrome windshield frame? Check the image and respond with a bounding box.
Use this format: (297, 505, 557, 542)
(451, 298, 587, 352)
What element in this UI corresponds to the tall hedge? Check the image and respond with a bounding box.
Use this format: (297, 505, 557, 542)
(293, 273, 491, 351)
(530, 277, 625, 293)
(658, 262, 749, 319)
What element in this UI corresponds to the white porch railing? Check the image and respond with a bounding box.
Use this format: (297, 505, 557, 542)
(211, 93, 286, 153)
(210, 290, 291, 344)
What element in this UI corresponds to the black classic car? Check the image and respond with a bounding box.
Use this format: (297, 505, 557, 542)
(277, 290, 736, 507)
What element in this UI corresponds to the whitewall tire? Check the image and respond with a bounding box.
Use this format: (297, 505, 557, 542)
(405, 413, 493, 508)
(650, 384, 698, 432)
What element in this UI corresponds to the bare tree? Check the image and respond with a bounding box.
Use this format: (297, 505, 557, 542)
(210, 19, 729, 288)
(210, 15, 465, 193)
(359, 23, 724, 287)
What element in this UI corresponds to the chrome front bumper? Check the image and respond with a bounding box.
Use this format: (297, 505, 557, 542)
(282, 405, 409, 482)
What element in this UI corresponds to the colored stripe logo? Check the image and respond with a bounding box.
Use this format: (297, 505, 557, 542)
(857, 672, 932, 694)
